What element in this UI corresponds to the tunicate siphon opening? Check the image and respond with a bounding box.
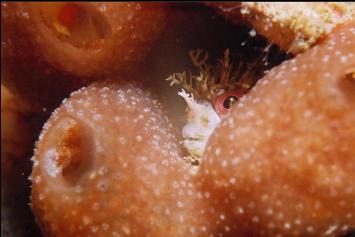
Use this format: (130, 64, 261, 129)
(41, 117, 93, 184)
(39, 3, 112, 49)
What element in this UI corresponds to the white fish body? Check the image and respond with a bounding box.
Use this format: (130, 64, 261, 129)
(178, 90, 221, 160)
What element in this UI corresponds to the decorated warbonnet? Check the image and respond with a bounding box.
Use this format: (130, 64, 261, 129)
(166, 48, 271, 162)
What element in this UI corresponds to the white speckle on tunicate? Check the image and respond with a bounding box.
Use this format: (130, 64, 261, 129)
(77, 110, 84, 117)
(284, 223, 291, 229)
(341, 225, 349, 231)
(98, 166, 108, 176)
(249, 29, 256, 37)
(229, 177, 236, 184)
(122, 226, 130, 235)
(277, 212, 284, 219)
(91, 226, 98, 233)
(340, 56, 347, 63)
(261, 194, 269, 202)
(280, 79, 288, 85)
(164, 208, 171, 215)
(294, 219, 302, 225)
(82, 216, 91, 225)
(252, 216, 260, 223)
(324, 72, 331, 78)
(255, 119, 263, 126)
(112, 231, 120, 237)
(34, 176, 42, 184)
(152, 187, 160, 196)
(266, 208, 273, 216)
(324, 225, 338, 235)
(303, 110, 313, 118)
(93, 114, 102, 121)
(119, 137, 127, 145)
(39, 194, 45, 200)
(322, 55, 330, 62)
(102, 223, 110, 231)
(297, 91, 305, 98)
(225, 225, 231, 232)
(306, 226, 314, 232)
(43, 149, 61, 178)
(232, 158, 240, 166)
(221, 160, 228, 167)
(177, 201, 184, 208)
(228, 118, 234, 127)
(173, 181, 179, 189)
(75, 185, 83, 193)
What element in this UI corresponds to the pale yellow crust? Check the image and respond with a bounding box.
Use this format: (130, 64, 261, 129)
(208, 2, 354, 54)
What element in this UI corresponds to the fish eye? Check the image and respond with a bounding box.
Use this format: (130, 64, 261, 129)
(223, 95, 238, 109)
(214, 89, 246, 117)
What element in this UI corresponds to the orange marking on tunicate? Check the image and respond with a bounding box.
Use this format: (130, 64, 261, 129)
(58, 3, 81, 28)
(56, 123, 83, 176)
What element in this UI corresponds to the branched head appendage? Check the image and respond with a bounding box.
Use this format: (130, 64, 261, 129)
(166, 48, 268, 101)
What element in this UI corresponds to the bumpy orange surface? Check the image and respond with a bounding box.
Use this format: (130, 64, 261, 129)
(30, 82, 210, 237)
(29, 20, 354, 237)
(1, 2, 167, 109)
(197, 23, 355, 237)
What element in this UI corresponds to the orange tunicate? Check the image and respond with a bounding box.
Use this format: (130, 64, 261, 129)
(197, 23, 355, 237)
(1, 2, 167, 110)
(30, 81, 209, 237)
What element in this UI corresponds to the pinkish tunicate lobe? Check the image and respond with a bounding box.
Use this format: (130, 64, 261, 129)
(31, 82, 209, 237)
(197, 23, 355, 237)
(1, 2, 167, 110)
